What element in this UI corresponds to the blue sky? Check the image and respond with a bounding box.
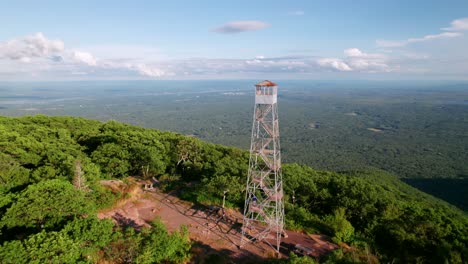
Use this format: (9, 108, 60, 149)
(1, 0, 467, 80)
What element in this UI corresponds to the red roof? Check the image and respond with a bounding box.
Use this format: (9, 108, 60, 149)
(255, 80, 277, 87)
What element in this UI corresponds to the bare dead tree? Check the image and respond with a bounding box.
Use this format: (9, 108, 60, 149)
(73, 160, 90, 192)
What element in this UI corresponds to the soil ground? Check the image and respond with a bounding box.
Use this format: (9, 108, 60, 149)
(98, 181, 338, 263)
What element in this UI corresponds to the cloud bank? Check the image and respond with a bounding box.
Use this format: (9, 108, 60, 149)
(0, 33, 396, 79)
(0, 33, 169, 78)
(318, 48, 389, 72)
(0, 32, 64, 62)
(0, 17, 466, 80)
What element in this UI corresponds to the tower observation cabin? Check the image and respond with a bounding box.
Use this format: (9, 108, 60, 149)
(255, 80, 278, 104)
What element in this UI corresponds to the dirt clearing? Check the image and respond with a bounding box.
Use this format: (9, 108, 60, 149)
(98, 180, 338, 262)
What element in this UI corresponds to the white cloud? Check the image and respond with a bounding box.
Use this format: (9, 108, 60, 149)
(344, 48, 387, 59)
(213, 20, 269, 34)
(442, 17, 468, 31)
(407, 32, 462, 43)
(129, 64, 168, 77)
(0, 27, 464, 79)
(155, 55, 314, 77)
(317, 58, 352, 71)
(0, 32, 64, 62)
(377, 18, 465, 48)
(0, 32, 171, 78)
(318, 48, 389, 72)
(341, 19, 468, 76)
(68, 51, 170, 78)
(377, 32, 462, 47)
(344, 48, 363, 57)
(71, 51, 98, 66)
(19, 57, 32, 63)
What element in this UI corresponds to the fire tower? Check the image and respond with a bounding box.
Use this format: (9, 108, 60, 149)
(240, 80, 284, 253)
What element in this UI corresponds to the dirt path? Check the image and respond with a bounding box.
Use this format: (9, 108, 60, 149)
(98, 184, 338, 262)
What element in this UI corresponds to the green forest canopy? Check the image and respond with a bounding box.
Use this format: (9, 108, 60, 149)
(0, 115, 467, 263)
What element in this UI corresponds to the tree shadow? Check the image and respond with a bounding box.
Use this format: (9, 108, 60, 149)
(77, 135, 118, 154)
(279, 241, 296, 256)
(112, 212, 143, 230)
(190, 240, 269, 264)
(153, 191, 271, 252)
(402, 177, 468, 211)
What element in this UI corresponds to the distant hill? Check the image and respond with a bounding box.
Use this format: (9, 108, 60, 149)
(0, 115, 467, 263)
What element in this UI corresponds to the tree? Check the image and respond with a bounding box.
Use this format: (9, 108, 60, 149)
(134, 220, 191, 264)
(176, 138, 200, 166)
(0, 179, 94, 229)
(199, 175, 244, 206)
(0, 230, 81, 264)
(62, 217, 117, 260)
(0, 240, 28, 264)
(287, 252, 317, 264)
(325, 208, 355, 244)
(24, 230, 81, 264)
(129, 144, 167, 178)
(91, 143, 131, 178)
(0, 153, 30, 193)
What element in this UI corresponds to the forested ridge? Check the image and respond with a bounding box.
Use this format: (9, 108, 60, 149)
(0, 115, 467, 263)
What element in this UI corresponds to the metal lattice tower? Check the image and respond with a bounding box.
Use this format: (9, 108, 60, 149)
(240, 80, 284, 253)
